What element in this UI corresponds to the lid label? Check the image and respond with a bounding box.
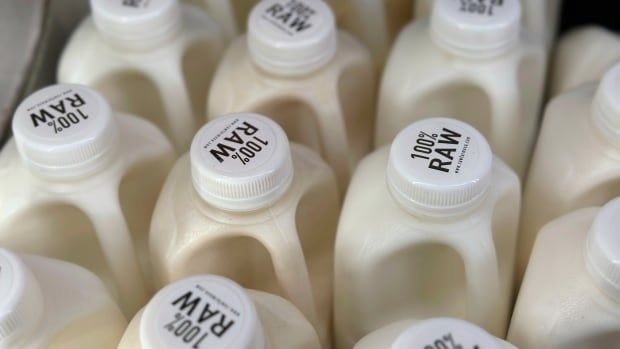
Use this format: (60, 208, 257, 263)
(262, 0, 316, 35)
(23, 88, 95, 137)
(409, 127, 471, 174)
(424, 332, 482, 349)
(458, 0, 505, 16)
(121, 0, 150, 9)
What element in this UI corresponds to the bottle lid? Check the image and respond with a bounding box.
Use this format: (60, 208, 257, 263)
(190, 113, 294, 212)
(140, 275, 264, 349)
(0, 249, 44, 346)
(592, 63, 620, 140)
(12, 84, 120, 179)
(90, 0, 181, 47)
(387, 117, 493, 217)
(585, 197, 620, 302)
(392, 318, 503, 349)
(247, 0, 337, 76)
(430, 0, 521, 58)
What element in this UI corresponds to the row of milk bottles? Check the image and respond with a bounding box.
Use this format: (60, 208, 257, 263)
(3, 0, 620, 348)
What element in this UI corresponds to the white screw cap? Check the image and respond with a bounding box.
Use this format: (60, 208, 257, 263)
(140, 275, 264, 349)
(90, 0, 181, 46)
(12, 84, 120, 179)
(248, 0, 337, 76)
(387, 117, 493, 217)
(190, 113, 294, 212)
(431, 0, 521, 58)
(585, 197, 620, 302)
(0, 249, 44, 347)
(392, 318, 503, 349)
(592, 63, 620, 141)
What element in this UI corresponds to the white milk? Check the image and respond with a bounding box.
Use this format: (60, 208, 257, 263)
(0, 248, 127, 349)
(414, 0, 561, 47)
(149, 113, 339, 347)
(550, 25, 620, 97)
(354, 318, 517, 349)
(117, 275, 321, 349)
(517, 63, 620, 281)
(58, 0, 225, 152)
(376, 0, 546, 178)
(509, 198, 620, 348)
(182, 0, 257, 42)
(334, 118, 520, 348)
(0, 84, 176, 316)
(207, 0, 375, 195)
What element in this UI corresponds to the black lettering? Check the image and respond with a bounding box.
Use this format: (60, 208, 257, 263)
(171, 292, 201, 316)
(197, 302, 220, 324)
(276, 11, 293, 23)
(210, 315, 235, 338)
(265, 3, 284, 16)
(49, 100, 67, 114)
(224, 130, 243, 144)
(236, 122, 259, 136)
(289, 16, 312, 32)
(66, 93, 86, 108)
(438, 128, 461, 145)
(435, 148, 456, 160)
(429, 159, 450, 173)
(30, 109, 55, 128)
(209, 143, 236, 163)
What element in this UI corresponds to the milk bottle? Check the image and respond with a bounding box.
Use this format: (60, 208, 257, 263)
(414, 0, 561, 47)
(149, 113, 339, 346)
(550, 26, 620, 97)
(207, 0, 375, 194)
(182, 0, 256, 41)
(517, 63, 620, 281)
(509, 198, 620, 348)
(117, 275, 321, 349)
(0, 84, 176, 316)
(334, 118, 520, 348)
(376, 0, 546, 178)
(58, 0, 225, 152)
(0, 248, 127, 349)
(354, 318, 517, 349)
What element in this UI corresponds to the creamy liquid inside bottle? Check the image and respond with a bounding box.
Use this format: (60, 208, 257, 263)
(0, 248, 127, 349)
(0, 84, 176, 316)
(207, 0, 375, 195)
(354, 318, 517, 349)
(58, 0, 225, 152)
(117, 275, 321, 349)
(517, 62, 620, 282)
(509, 198, 620, 348)
(550, 25, 620, 97)
(376, 0, 546, 178)
(149, 113, 339, 347)
(334, 118, 520, 348)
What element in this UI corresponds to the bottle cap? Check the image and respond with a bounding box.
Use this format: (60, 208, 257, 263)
(392, 318, 502, 349)
(12, 84, 120, 179)
(140, 275, 264, 349)
(247, 0, 337, 76)
(90, 0, 181, 47)
(190, 113, 294, 212)
(387, 117, 493, 216)
(585, 197, 620, 302)
(430, 0, 521, 58)
(0, 249, 44, 347)
(592, 63, 620, 140)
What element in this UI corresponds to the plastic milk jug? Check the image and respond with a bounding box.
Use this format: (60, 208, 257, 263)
(376, 0, 546, 178)
(0, 248, 127, 349)
(149, 113, 339, 346)
(509, 198, 620, 348)
(117, 275, 321, 349)
(0, 84, 176, 316)
(58, 0, 225, 152)
(517, 63, 620, 281)
(550, 25, 620, 97)
(207, 0, 375, 194)
(334, 118, 520, 348)
(414, 0, 561, 47)
(354, 318, 517, 349)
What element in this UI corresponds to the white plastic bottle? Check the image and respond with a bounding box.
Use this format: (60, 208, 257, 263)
(0, 84, 176, 316)
(414, 0, 561, 47)
(334, 118, 521, 348)
(354, 318, 517, 349)
(517, 63, 620, 281)
(0, 248, 127, 349)
(207, 0, 375, 194)
(149, 113, 339, 347)
(509, 198, 620, 348)
(117, 275, 321, 349)
(58, 0, 225, 152)
(376, 0, 546, 178)
(550, 25, 620, 97)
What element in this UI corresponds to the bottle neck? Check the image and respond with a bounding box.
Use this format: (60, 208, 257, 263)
(430, 28, 519, 60)
(95, 13, 181, 51)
